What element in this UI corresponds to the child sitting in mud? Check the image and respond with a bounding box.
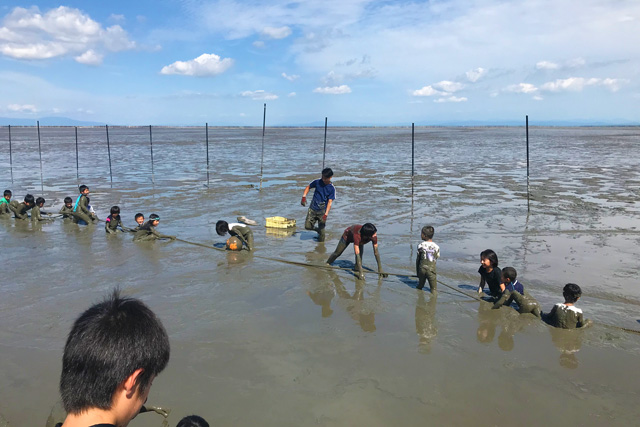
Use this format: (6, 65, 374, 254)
(105, 205, 129, 233)
(477, 249, 502, 299)
(0, 189, 18, 215)
(301, 167, 336, 242)
(543, 283, 592, 329)
(131, 212, 145, 231)
(216, 220, 254, 251)
(326, 223, 387, 280)
(13, 194, 35, 220)
(31, 197, 53, 222)
(59, 196, 74, 219)
(492, 266, 541, 316)
(133, 213, 176, 241)
(72, 185, 97, 225)
(416, 225, 440, 292)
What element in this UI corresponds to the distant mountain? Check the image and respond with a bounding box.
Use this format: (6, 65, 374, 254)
(0, 116, 104, 126)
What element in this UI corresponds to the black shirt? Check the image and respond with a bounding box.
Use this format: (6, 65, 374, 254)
(478, 265, 502, 297)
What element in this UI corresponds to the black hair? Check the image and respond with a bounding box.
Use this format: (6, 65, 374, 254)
(360, 223, 377, 238)
(321, 168, 334, 179)
(421, 225, 434, 240)
(177, 415, 210, 427)
(78, 185, 88, 193)
(480, 249, 498, 268)
(36, 197, 45, 206)
(64, 196, 73, 204)
(149, 213, 160, 221)
(135, 213, 144, 220)
(501, 266, 517, 282)
(563, 283, 582, 304)
(216, 220, 229, 236)
(110, 206, 120, 215)
(59, 289, 170, 414)
(24, 194, 35, 205)
(3, 189, 11, 198)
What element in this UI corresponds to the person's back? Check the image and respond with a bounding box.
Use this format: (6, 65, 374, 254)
(416, 225, 440, 292)
(543, 283, 591, 329)
(58, 289, 170, 427)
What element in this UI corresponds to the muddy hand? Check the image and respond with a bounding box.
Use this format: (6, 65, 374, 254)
(301, 196, 307, 206)
(140, 405, 170, 418)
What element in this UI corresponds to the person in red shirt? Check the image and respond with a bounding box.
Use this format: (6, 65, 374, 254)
(326, 223, 387, 279)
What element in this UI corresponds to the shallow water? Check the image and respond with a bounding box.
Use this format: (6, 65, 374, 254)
(1, 126, 640, 425)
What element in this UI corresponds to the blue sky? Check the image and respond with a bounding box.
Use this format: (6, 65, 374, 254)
(0, 0, 638, 125)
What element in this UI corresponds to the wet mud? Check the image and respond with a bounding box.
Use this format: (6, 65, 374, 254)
(1, 126, 640, 425)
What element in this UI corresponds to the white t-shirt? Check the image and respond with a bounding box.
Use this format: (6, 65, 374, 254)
(417, 241, 440, 262)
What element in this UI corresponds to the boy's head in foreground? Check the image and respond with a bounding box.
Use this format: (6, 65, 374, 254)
(360, 223, 377, 239)
(59, 289, 170, 425)
(421, 225, 434, 241)
(501, 266, 517, 284)
(563, 283, 582, 304)
(79, 185, 89, 195)
(64, 196, 73, 208)
(480, 249, 498, 269)
(321, 167, 333, 184)
(36, 197, 45, 207)
(216, 220, 229, 236)
(3, 189, 11, 200)
(135, 213, 144, 225)
(110, 205, 120, 218)
(149, 213, 160, 226)
(24, 194, 35, 207)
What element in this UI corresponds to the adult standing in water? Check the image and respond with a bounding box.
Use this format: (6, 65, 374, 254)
(301, 167, 336, 242)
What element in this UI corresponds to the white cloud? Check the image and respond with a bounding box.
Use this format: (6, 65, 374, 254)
(505, 83, 539, 94)
(261, 26, 292, 39)
(288, 92, 296, 97)
(412, 86, 444, 97)
(466, 67, 486, 82)
(533, 95, 544, 101)
(160, 53, 234, 76)
(253, 41, 265, 48)
(282, 72, 300, 81)
(601, 78, 628, 92)
(241, 90, 278, 100)
(434, 96, 467, 103)
(541, 77, 628, 92)
(0, 6, 135, 62)
(75, 49, 103, 66)
(536, 61, 559, 70)
(313, 85, 351, 94)
(433, 80, 465, 92)
(7, 103, 37, 113)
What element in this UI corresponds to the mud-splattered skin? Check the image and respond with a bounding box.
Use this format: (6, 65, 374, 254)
(304, 208, 326, 242)
(229, 225, 254, 251)
(133, 221, 175, 241)
(543, 303, 591, 329)
(72, 194, 96, 225)
(12, 202, 32, 220)
(58, 205, 74, 219)
(493, 290, 542, 317)
(30, 205, 51, 222)
(104, 214, 128, 233)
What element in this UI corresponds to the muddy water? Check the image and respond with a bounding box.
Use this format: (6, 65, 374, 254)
(1, 126, 639, 426)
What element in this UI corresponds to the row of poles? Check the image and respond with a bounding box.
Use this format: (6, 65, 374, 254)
(4, 111, 532, 208)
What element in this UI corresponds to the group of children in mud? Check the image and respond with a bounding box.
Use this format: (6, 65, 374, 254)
(2, 166, 590, 330)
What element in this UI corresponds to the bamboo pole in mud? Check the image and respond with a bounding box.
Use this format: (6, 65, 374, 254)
(105, 125, 113, 187)
(75, 126, 79, 181)
(8, 125, 13, 184)
(149, 125, 155, 183)
(322, 117, 328, 169)
(259, 103, 266, 190)
(411, 123, 415, 195)
(526, 115, 530, 211)
(205, 122, 210, 187)
(37, 121, 44, 192)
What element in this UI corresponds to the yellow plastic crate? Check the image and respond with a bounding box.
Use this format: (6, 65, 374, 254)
(265, 216, 296, 229)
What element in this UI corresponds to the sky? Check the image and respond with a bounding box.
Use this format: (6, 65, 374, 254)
(0, 0, 639, 126)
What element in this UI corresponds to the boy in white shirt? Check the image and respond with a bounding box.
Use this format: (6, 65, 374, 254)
(416, 225, 440, 292)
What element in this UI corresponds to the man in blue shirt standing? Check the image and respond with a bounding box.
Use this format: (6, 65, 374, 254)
(301, 167, 336, 242)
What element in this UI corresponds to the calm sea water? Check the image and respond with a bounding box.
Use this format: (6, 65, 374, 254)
(1, 126, 639, 426)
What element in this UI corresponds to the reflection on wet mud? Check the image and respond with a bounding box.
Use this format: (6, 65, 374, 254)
(415, 291, 437, 353)
(477, 301, 539, 351)
(549, 327, 584, 369)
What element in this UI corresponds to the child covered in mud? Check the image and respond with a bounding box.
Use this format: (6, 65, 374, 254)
(477, 249, 502, 299)
(31, 197, 53, 222)
(543, 283, 591, 329)
(416, 225, 440, 292)
(105, 205, 129, 233)
(59, 196, 74, 219)
(301, 167, 336, 242)
(72, 185, 97, 225)
(216, 220, 254, 251)
(492, 266, 541, 316)
(131, 212, 145, 231)
(0, 189, 18, 215)
(326, 223, 388, 280)
(133, 213, 176, 241)
(13, 194, 35, 220)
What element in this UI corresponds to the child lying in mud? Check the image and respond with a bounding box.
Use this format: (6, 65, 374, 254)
(492, 267, 541, 316)
(133, 213, 176, 241)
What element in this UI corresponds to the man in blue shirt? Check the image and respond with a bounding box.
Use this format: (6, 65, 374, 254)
(301, 168, 336, 242)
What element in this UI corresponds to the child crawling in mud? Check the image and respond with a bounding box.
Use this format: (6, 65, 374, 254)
(492, 266, 541, 316)
(326, 223, 387, 280)
(477, 249, 502, 299)
(216, 220, 254, 251)
(133, 213, 176, 241)
(543, 283, 592, 329)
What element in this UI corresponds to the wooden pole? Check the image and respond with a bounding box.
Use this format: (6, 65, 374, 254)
(75, 126, 79, 181)
(149, 125, 155, 183)
(526, 115, 530, 211)
(37, 120, 44, 192)
(8, 125, 13, 184)
(205, 123, 210, 187)
(322, 117, 328, 169)
(259, 103, 266, 190)
(106, 124, 113, 187)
